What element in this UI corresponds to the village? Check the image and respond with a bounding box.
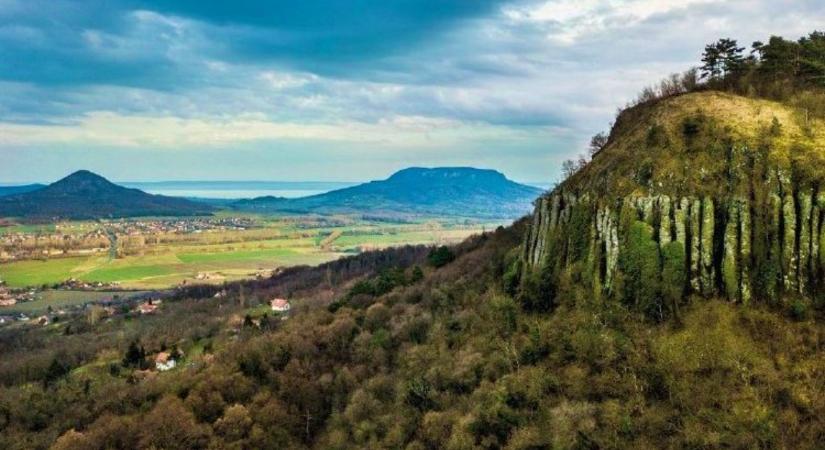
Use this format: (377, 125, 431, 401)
(0, 279, 36, 308)
(0, 283, 293, 379)
(0, 277, 121, 309)
(0, 274, 292, 337)
(0, 227, 110, 261)
(0, 277, 158, 327)
(0, 216, 258, 261)
(101, 216, 256, 236)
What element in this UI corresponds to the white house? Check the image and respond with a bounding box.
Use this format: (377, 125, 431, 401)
(270, 298, 291, 312)
(155, 352, 177, 372)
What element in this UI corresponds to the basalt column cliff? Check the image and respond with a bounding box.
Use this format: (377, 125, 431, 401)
(521, 92, 825, 313)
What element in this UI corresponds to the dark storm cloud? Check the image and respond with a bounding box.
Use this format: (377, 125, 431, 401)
(0, 0, 510, 87)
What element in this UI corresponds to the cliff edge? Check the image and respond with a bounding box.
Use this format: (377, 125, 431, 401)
(520, 91, 825, 315)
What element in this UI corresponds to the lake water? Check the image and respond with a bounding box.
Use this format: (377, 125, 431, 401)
(120, 181, 359, 199)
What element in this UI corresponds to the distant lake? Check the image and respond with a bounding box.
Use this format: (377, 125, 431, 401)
(120, 181, 359, 200)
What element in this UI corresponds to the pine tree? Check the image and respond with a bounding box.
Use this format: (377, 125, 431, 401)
(122, 341, 144, 368)
(701, 42, 723, 80)
(717, 38, 745, 77)
(701, 38, 745, 81)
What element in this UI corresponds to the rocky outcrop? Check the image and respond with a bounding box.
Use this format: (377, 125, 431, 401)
(522, 182, 825, 303)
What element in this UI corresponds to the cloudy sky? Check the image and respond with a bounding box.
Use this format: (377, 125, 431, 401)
(1, 0, 823, 183)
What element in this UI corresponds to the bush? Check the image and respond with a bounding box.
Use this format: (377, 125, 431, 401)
(410, 265, 424, 283)
(490, 294, 518, 337)
(405, 378, 435, 411)
(618, 221, 661, 318)
(138, 396, 211, 449)
(427, 246, 455, 268)
(789, 298, 809, 321)
(517, 266, 556, 313)
(660, 241, 686, 320)
(502, 259, 521, 297)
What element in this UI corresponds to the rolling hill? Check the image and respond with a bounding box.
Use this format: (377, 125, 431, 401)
(0, 184, 45, 197)
(233, 167, 544, 219)
(0, 170, 214, 221)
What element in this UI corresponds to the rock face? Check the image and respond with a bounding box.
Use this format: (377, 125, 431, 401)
(522, 183, 825, 303)
(519, 91, 825, 307)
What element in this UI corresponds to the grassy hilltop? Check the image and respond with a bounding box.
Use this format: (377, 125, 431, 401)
(569, 91, 825, 197)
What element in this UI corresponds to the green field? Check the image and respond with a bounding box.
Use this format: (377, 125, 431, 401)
(0, 216, 496, 289)
(0, 258, 85, 287)
(334, 229, 487, 249)
(0, 250, 339, 289)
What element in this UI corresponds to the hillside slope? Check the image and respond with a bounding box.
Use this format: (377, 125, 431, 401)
(233, 167, 543, 219)
(521, 91, 825, 314)
(2, 218, 823, 450)
(0, 171, 214, 221)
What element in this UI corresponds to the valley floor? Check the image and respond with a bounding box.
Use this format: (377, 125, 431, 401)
(0, 214, 497, 289)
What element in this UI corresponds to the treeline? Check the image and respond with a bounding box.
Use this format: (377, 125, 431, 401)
(703, 33, 825, 98)
(631, 31, 825, 112)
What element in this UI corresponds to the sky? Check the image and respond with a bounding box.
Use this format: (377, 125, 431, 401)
(1, 0, 824, 184)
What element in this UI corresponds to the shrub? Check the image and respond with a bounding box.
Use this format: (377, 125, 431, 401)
(517, 266, 557, 313)
(405, 378, 435, 411)
(789, 298, 809, 321)
(502, 259, 521, 297)
(410, 265, 424, 283)
(490, 294, 518, 337)
(428, 246, 455, 268)
(618, 221, 661, 317)
(633, 160, 654, 186)
(138, 396, 212, 449)
(660, 241, 686, 320)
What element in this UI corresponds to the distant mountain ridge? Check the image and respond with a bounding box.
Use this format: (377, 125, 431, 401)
(0, 184, 45, 197)
(233, 167, 543, 219)
(0, 170, 214, 221)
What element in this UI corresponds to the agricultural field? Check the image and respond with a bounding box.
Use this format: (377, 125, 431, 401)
(0, 214, 498, 289)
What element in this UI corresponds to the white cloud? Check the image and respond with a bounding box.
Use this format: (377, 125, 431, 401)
(259, 71, 317, 90)
(0, 111, 548, 149)
(504, 0, 722, 43)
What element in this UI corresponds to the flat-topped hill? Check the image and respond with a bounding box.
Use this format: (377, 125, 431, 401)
(234, 167, 543, 219)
